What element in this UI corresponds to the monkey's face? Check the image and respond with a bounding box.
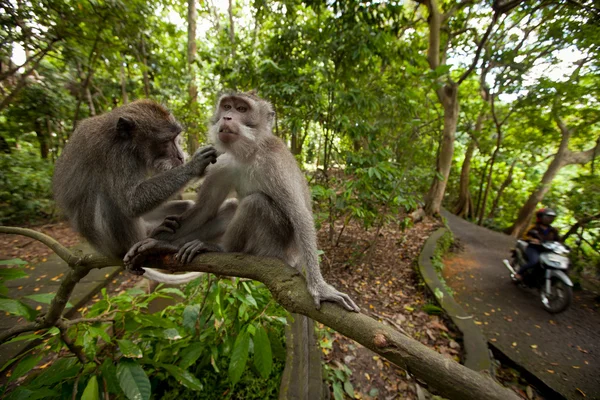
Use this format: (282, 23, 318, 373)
(150, 131, 186, 172)
(209, 93, 273, 158)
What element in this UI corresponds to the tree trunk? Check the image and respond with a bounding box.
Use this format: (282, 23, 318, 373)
(120, 54, 128, 105)
(86, 87, 96, 115)
(487, 159, 517, 220)
(228, 0, 236, 58)
(474, 157, 491, 219)
(509, 121, 600, 237)
(34, 121, 49, 159)
(425, 83, 459, 216)
(562, 213, 600, 241)
(140, 37, 150, 97)
(187, 0, 199, 154)
(455, 140, 476, 218)
(477, 140, 501, 225)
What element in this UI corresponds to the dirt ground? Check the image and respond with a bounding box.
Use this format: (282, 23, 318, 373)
(318, 217, 466, 400)
(1, 217, 463, 400)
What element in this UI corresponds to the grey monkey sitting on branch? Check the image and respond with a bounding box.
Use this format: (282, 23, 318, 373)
(53, 99, 236, 283)
(124, 91, 359, 312)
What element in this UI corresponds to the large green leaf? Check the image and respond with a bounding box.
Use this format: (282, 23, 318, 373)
(178, 342, 204, 369)
(228, 331, 250, 385)
(81, 375, 100, 400)
(5, 387, 57, 400)
(0, 299, 38, 321)
(253, 326, 272, 379)
(0, 259, 27, 266)
(182, 304, 200, 333)
(159, 363, 203, 391)
(100, 359, 120, 394)
(9, 354, 43, 382)
(116, 359, 151, 400)
(30, 358, 79, 388)
(117, 339, 143, 358)
(24, 293, 73, 308)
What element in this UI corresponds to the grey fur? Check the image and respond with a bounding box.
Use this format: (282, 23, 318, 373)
(125, 93, 359, 312)
(53, 100, 222, 280)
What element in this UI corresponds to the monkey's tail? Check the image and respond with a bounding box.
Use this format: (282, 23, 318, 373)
(142, 268, 203, 284)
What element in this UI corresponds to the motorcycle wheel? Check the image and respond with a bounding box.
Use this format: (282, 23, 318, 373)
(541, 278, 572, 314)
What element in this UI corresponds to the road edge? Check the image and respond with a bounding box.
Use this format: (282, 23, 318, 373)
(417, 227, 493, 373)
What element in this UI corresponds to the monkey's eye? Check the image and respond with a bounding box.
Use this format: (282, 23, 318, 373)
(236, 106, 247, 113)
(223, 104, 232, 110)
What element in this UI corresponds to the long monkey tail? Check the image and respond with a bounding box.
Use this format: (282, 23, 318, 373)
(142, 268, 203, 284)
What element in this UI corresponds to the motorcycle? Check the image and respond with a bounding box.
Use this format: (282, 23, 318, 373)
(502, 240, 573, 314)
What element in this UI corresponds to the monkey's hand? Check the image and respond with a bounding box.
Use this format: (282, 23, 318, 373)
(176, 240, 223, 264)
(149, 215, 181, 238)
(123, 238, 178, 274)
(188, 145, 218, 177)
(309, 281, 360, 312)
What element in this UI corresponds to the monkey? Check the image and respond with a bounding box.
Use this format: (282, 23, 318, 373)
(124, 92, 359, 312)
(53, 99, 236, 283)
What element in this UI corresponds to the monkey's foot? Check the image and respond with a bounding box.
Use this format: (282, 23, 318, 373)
(123, 238, 178, 273)
(150, 215, 181, 237)
(309, 282, 360, 312)
(176, 240, 223, 264)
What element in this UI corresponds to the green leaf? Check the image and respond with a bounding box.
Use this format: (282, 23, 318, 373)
(0, 267, 28, 280)
(30, 358, 79, 388)
(88, 325, 112, 343)
(182, 305, 200, 333)
(179, 342, 204, 369)
(332, 381, 344, 400)
(100, 359, 120, 394)
(117, 340, 143, 358)
(228, 331, 250, 385)
(9, 354, 43, 382)
(244, 293, 258, 308)
(0, 299, 38, 321)
(253, 326, 272, 379)
(160, 363, 203, 391)
(344, 380, 355, 398)
(159, 288, 185, 297)
(163, 328, 182, 340)
(81, 375, 100, 400)
(4, 332, 43, 344)
(0, 259, 27, 266)
(117, 359, 151, 400)
(4, 387, 57, 400)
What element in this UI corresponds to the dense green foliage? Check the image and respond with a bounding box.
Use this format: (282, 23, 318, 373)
(0, 266, 288, 399)
(1, 0, 599, 397)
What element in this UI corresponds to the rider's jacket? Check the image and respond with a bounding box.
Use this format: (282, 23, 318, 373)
(522, 223, 561, 243)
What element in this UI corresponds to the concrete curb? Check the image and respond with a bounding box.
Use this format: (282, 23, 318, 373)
(417, 227, 492, 373)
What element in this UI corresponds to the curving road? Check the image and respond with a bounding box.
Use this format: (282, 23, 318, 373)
(441, 210, 600, 400)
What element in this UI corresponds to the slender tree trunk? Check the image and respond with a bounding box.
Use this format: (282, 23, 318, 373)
(562, 213, 600, 241)
(425, 83, 459, 216)
(509, 121, 600, 237)
(477, 141, 501, 225)
(34, 121, 49, 159)
(140, 37, 150, 97)
(86, 87, 96, 115)
(187, 0, 199, 154)
(120, 54, 128, 105)
(455, 140, 476, 218)
(487, 159, 517, 220)
(474, 158, 491, 219)
(228, 0, 236, 58)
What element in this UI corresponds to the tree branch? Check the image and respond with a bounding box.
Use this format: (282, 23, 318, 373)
(0, 227, 78, 264)
(564, 136, 600, 166)
(133, 252, 519, 400)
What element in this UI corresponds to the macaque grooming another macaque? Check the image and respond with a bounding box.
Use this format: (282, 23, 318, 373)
(125, 92, 359, 312)
(53, 100, 235, 283)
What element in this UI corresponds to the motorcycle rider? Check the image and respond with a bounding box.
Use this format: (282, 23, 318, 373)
(514, 208, 561, 282)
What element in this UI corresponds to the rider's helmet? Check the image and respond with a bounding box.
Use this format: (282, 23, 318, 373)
(536, 208, 556, 225)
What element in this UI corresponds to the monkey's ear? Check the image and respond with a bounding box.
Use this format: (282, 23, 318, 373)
(268, 111, 275, 121)
(116, 117, 136, 138)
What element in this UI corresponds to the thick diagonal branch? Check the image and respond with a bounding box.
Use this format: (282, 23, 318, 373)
(142, 253, 519, 400)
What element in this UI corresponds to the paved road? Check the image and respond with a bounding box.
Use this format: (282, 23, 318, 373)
(0, 243, 120, 367)
(441, 210, 600, 400)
